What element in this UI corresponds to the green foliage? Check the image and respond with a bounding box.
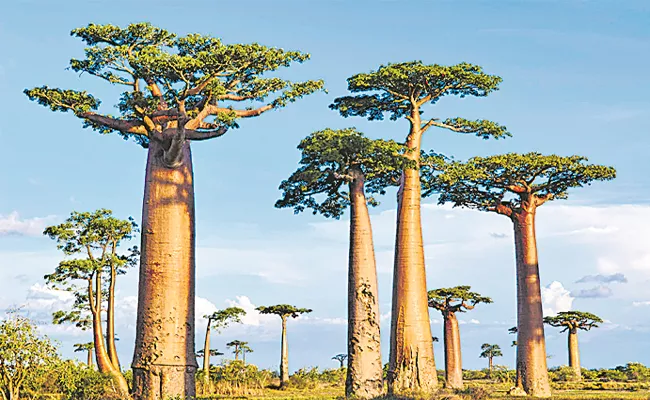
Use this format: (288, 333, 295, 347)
(479, 343, 503, 359)
(0, 315, 58, 400)
(73, 342, 93, 352)
(287, 367, 346, 389)
(226, 340, 248, 359)
(275, 128, 412, 219)
(549, 366, 581, 382)
(490, 365, 515, 384)
(256, 304, 312, 319)
(203, 360, 274, 396)
(426, 153, 617, 213)
(427, 285, 492, 314)
(196, 349, 224, 358)
(44, 209, 138, 330)
(544, 311, 603, 333)
(205, 307, 246, 332)
(25, 22, 324, 148)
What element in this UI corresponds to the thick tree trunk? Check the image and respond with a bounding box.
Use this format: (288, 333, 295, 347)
(87, 349, 93, 367)
(203, 320, 211, 388)
(443, 312, 463, 389)
(345, 170, 383, 399)
(90, 278, 130, 396)
(131, 139, 198, 400)
(280, 317, 289, 388)
(106, 265, 121, 370)
(512, 209, 551, 398)
(568, 329, 581, 379)
(388, 120, 437, 394)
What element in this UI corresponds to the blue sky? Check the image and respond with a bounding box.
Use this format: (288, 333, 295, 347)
(1, 0, 650, 372)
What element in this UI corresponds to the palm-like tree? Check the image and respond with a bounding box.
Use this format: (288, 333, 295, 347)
(480, 344, 503, 377)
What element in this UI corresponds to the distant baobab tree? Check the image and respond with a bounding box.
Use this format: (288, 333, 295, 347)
(544, 311, 603, 379)
(424, 153, 615, 397)
(428, 286, 492, 389)
(25, 22, 324, 400)
(202, 307, 245, 385)
(332, 354, 348, 368)
(256, 304, 312, 389)
(226, 340, 248, 360)
(276, 128, 410, 398)
(479, 343, 503, 377)
(331, 61, 509, 395)
(241, 343, 253, 365)
(74, 342, 94, 367)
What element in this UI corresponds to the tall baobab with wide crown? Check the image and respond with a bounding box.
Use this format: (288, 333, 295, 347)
(256, 304, 312, 389)
(276, 128, 411, 398)
(544, 311, 602, 380)
(25, 22, 324, 399)
(202, 307, 246, 386)
(428, 286, 492, 389)
(330, 61, 509, 394)
(423, 152, 616, 397)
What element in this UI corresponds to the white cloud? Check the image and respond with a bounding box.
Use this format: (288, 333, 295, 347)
(633, 301, 650, 307)
(542, 281, 574, 316)
(0, 212, 57, 237)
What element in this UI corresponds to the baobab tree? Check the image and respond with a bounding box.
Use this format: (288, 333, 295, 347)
(196, 349, 223, 360)
(479, 344, 503, 377)
(241, 343, 253, 365)
(424, 153, 616, 397)
(276, 128, 410, 398)
(202, 307, 245, 385)
(44, 209, 136, 396)
(74, 342, 94, 367)
(256, 304, 312, 389)
(544, 311, 603, 379)
(332, 354, 348, 368)
(428, 286, 492, 389)
(330, 61, 508, 394)
(226, 340, 247, 360)
(25, 22, 323, 400)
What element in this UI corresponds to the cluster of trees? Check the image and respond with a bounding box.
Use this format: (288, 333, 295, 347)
(25, 22, 616, 399)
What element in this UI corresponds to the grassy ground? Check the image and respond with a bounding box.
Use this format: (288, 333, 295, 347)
(199, 384, 650, 400)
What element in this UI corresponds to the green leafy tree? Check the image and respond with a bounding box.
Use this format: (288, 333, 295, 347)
(428, 286, 492, 389)
(276, 128, 409, 398)
(330, 61, 508, 394)
(0, 315, 58, 400)
(256, 305, 312, 389)
(226, 340, 248, 361)
(196, 349, 224, 359)
(201, 307, 246, 386)
(424, 152, 616, 397)
(544, 311, 603, 380)
(73, 342, 94, 367)
(332, 354, 348, 368)
(241, 344, 253, 365)
(479, 344, 503, 377)
(25, 22, 324, 400)
(44, 209, 136, 396)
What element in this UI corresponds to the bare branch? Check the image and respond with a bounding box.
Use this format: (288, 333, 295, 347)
(79, 113, 148, 135)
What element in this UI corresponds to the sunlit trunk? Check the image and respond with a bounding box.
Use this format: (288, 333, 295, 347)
(132, 139, 198, 400)
(443, 312, 463, 389)
(280, 316, 289, 388)
(90, 277, 130, 395)
(388, 119, 437, 394)
(513, 208, 551, 398)
(568, 329, 581, 379)
(87, 349, 93, 367)
(345, 169, 383, 399)
(106, 264, 121, 370)
(489, 357, 493, 376)
(203, 319, 212, 388)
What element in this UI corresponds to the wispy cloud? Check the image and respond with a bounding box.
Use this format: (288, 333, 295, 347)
(576, 273, 627, 284)
(0, 212, 57, 237)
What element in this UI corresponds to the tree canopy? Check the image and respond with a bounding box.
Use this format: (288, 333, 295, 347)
(427, 286, 492, 314)
(196, 349, 223, 358)
(205, 307, 246, 332)
(24, 22, 324, 149)
(44, 209, 138, 329)
(544, 311, 603, 333)
(425, 153, 616, 216)
(479, 344, 503, 359)
(73, 342, 94, 352)
(256, 304, 312, 319)
(329, 61, 509, 139)
(275, 128, 413, 218)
